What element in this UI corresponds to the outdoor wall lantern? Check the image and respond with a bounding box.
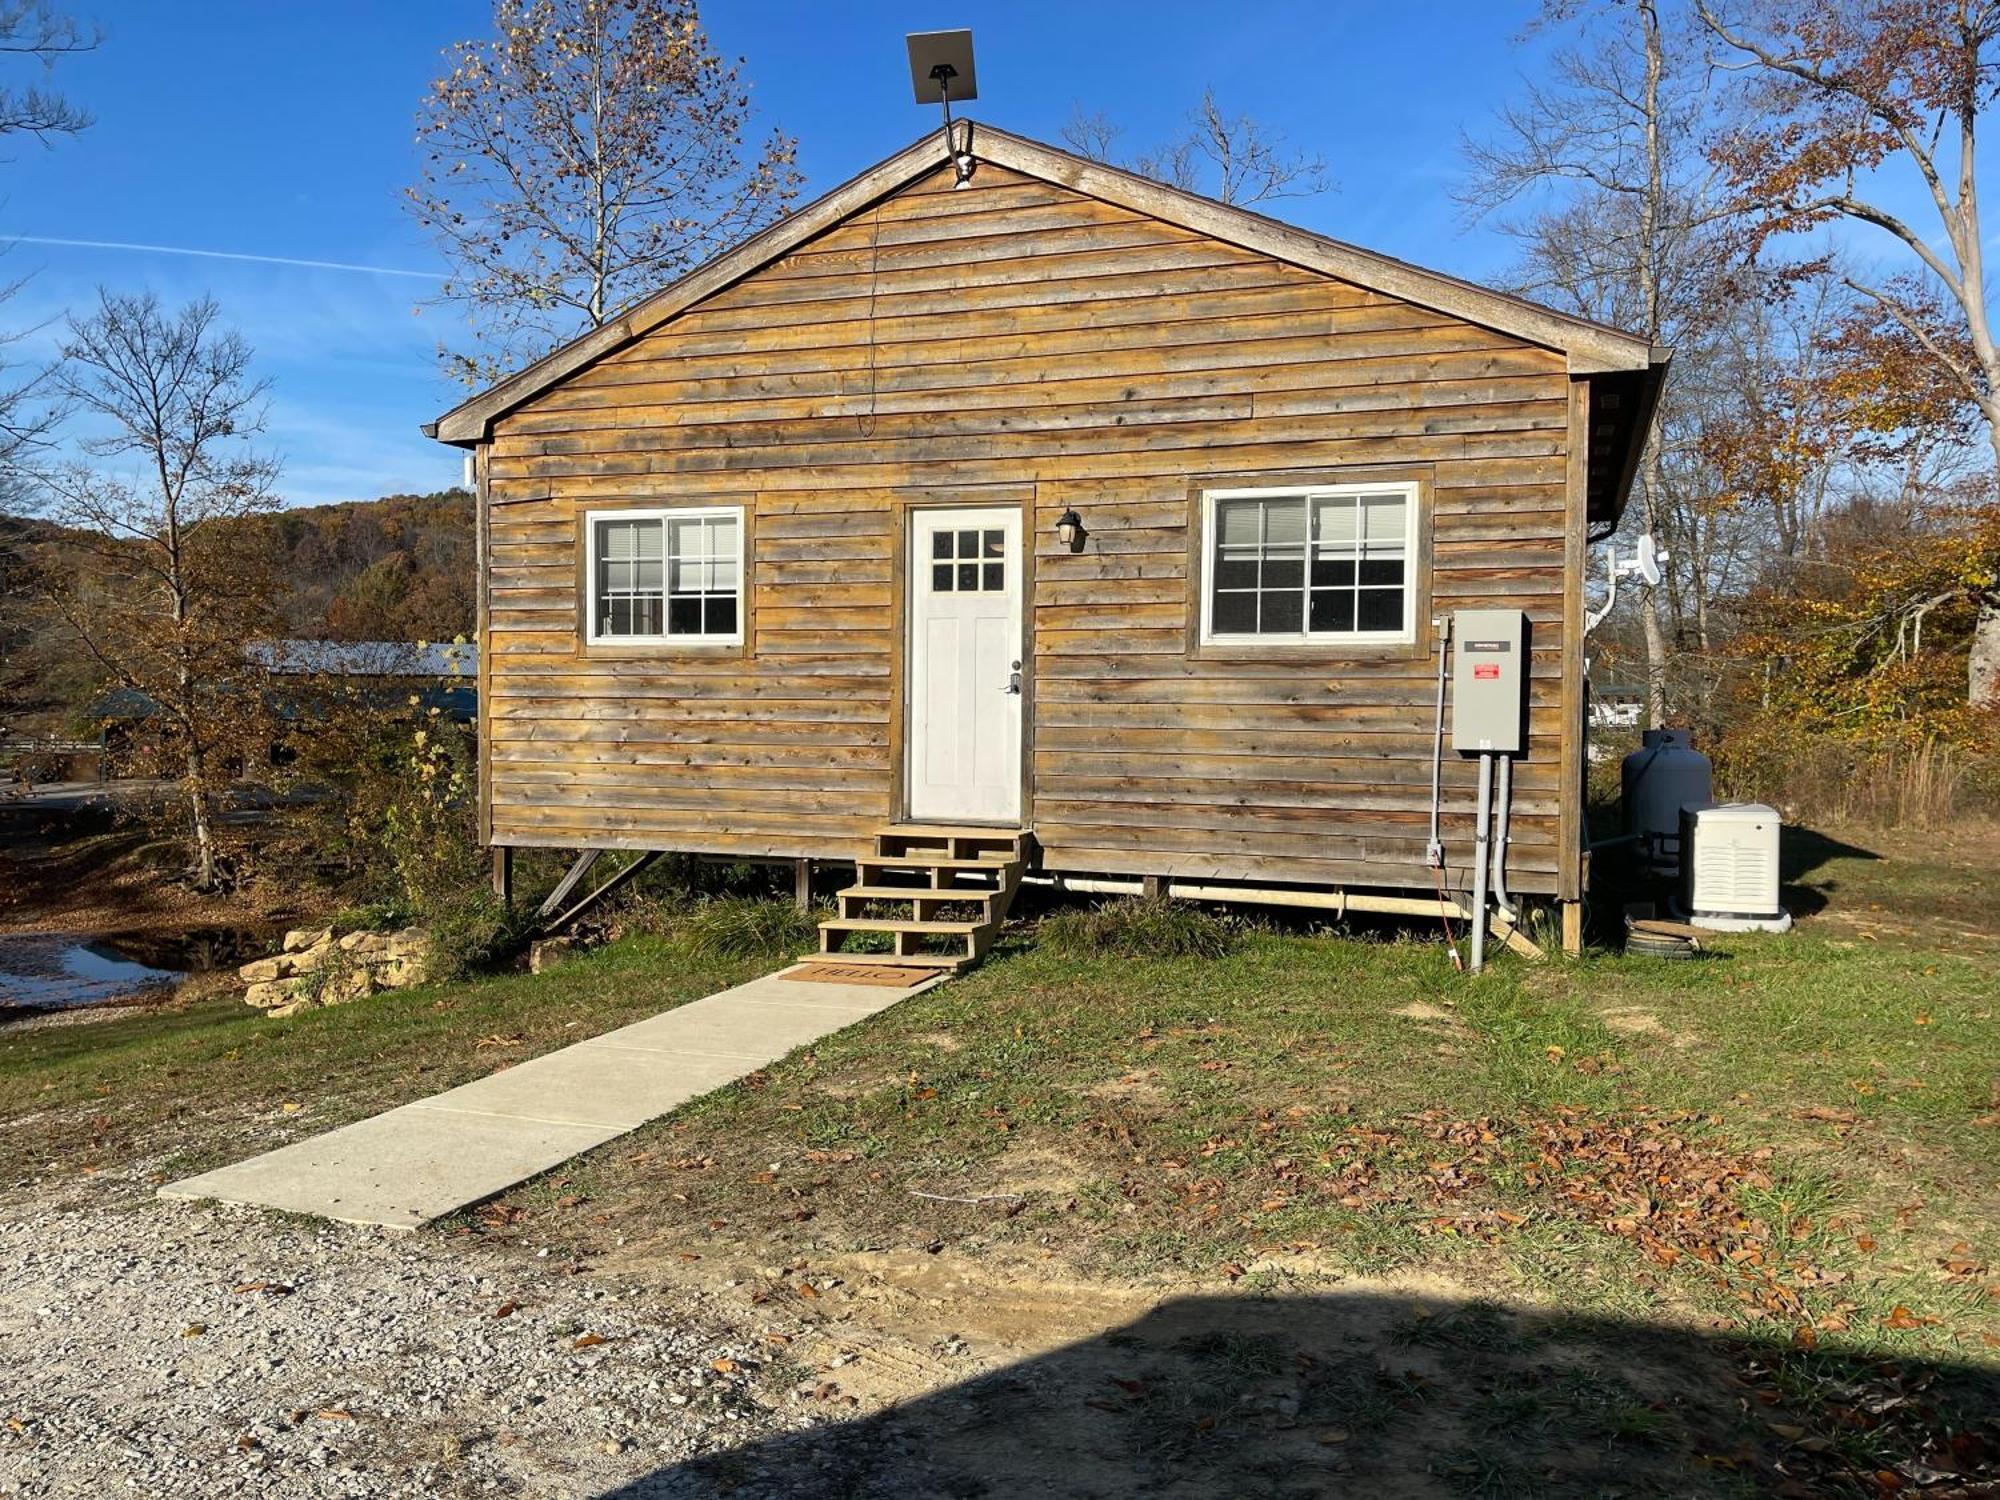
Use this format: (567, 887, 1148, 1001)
(1054, 506, 1086, 552)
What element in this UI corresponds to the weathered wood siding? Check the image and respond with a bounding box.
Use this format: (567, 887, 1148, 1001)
(482, 162, 1576, 893)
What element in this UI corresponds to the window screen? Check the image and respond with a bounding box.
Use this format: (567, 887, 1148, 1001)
(593, 509, 741, 640)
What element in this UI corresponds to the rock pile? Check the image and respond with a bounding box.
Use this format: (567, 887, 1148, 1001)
(239, 925, 434, 1017)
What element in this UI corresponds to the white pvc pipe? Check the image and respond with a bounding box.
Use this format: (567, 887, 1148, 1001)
(1029, 873, 1469, 921)
(1470, 752, 1494, 973)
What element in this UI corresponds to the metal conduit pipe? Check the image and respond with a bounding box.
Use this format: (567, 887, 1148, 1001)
(1425, 615, 1452, 867)
(1469, 752, 1494, 973)
(1491, 752, 1516, 922)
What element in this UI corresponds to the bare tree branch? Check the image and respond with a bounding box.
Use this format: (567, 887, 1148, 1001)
(405, 0, 803, 386)
(1059, 89, 1333, 206)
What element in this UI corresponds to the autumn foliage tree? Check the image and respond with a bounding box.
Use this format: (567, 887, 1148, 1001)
(407, 0, 802, 385)
(1697, 0, 2000, 703)
(37, 292, 283, 890)
(1721, 496, 2000, 797)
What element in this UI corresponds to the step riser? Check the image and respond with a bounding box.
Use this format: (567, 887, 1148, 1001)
(876, 835, 1024, 863)
(838, 895, 998, 921)
(821, 825, 1027, 972)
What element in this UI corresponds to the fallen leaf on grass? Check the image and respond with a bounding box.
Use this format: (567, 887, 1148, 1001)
(315, 1409, 354, 1422)
(573, 1333, 608, 1349)
(1881, 1306, 1940, 1330)
(1939, 1243, 1986, 1278)
(181, 1324, 206, 1337)
(493, 1301, 518, 1319)
(711, 1358, 738, 1375)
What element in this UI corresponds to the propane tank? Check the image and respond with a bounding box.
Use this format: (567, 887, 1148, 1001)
(1622, 728, 1713, 879)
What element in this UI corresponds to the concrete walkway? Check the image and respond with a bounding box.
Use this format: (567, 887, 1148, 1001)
(160, 967, 940, 1232)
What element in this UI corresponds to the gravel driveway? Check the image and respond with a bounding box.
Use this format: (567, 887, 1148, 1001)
(0, 1187, 803, 1497)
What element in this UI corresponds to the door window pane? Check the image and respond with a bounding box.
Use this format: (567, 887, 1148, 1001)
(930, 521, 1009, 591)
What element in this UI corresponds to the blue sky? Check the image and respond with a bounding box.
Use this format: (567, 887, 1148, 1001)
(0, 1, 1946, 508)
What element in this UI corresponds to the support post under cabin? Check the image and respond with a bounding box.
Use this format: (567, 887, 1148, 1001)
(794, 858, 814, 914)
(491, 846, 513, 907)
(1561, 900, 1583, 957)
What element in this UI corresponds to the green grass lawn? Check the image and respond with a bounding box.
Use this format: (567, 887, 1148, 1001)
(4, 824, 1994, 1372)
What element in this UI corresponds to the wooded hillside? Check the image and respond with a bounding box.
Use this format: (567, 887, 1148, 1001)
(0, 490, 475, 738)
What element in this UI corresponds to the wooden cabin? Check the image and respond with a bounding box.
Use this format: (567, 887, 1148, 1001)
(427, 124, 1666, 967)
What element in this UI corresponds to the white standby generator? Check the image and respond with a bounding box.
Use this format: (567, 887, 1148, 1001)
(1677, 803, 1792, 932)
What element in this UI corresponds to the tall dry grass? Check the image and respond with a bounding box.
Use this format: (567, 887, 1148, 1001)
(1725, 735, 1993, 831)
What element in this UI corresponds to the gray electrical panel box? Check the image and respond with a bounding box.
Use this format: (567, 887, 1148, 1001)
(1452, 608, 1527, 753)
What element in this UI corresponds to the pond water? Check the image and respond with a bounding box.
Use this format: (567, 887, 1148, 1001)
(0, 928, 270, 1014)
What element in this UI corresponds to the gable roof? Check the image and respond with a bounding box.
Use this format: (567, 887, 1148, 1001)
(427, 122, 1667, 447)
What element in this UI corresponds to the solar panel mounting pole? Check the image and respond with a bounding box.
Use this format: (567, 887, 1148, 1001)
(932, 63, 966, 181)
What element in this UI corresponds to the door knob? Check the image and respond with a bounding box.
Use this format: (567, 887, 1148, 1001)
(1003, 660, 1022, 695)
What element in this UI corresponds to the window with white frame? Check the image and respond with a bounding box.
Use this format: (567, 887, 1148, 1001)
(587, 506, 743, 643)
(1201, 483, 1419, 645)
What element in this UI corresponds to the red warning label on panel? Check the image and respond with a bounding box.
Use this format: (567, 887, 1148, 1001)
(1473, 664, 1501, 679)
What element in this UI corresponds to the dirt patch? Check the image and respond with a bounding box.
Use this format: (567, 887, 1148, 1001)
(1393, 1001, 1457, 1025)
(1087, 1068, 1167, 1104)
(1595, 1004, 1694, 1045)
(587, 1241, 1992, 1499)
(0, 825, 305, 943)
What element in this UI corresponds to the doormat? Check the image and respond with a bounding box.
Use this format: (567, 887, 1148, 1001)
(784, 961, 935, 989)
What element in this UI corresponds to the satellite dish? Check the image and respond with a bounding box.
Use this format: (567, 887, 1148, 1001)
(1634, 533, 1664, 587)
(906, 30, 976, 104)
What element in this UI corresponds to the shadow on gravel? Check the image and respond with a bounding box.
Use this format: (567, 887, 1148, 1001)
(602, 1289, 1998, 1499)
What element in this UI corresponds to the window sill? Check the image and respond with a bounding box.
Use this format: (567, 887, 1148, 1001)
(579, 637, 750, 661)
(1190, 635, 1431, 663)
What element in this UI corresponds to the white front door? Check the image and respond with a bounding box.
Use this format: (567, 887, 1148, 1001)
(906, 506, 1024, 824)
